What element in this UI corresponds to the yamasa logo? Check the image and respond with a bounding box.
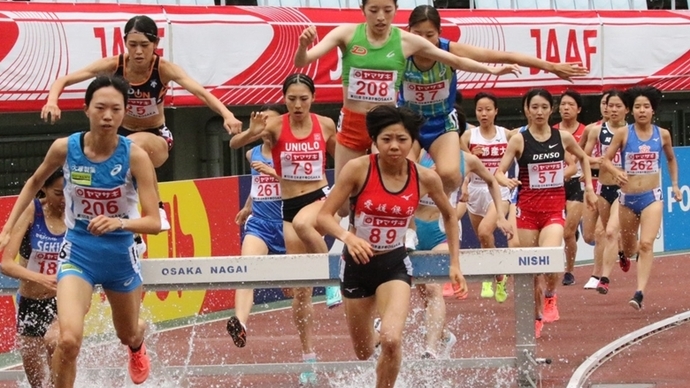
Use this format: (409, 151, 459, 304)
(350, 45, 367, 55)
(0, 13, 19, 63)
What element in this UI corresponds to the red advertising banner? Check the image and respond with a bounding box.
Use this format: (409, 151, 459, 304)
(0, 4, 689, 112)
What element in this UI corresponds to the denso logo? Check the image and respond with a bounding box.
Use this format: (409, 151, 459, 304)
(350, 45, 367, 55)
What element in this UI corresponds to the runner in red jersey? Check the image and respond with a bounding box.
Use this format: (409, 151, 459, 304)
(496, 89, 597, 338)
(231, 74, 339, 385)
(553, 89, 587, 286)
(317, 105, 466, 388)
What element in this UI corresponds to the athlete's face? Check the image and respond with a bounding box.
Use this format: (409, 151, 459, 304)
(475, 97, 498, 127)
(125, 30, 158, 65)
(362, 0, 397, 35)
(606, 96, 628, 123)
(558, 95, 580, 121)
(527, 95, 552, 125)
(284, 83, 314, 121)
(375, 123, 412, 162)
(632, 96, 654, 125)
(600, 94, 610, 120)
(43, 178, 65, 213)
(409, 20, 440, 46)
(84, 86, 126, 132)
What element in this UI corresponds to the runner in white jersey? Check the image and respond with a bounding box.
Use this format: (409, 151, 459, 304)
(461, 92, 513, 302)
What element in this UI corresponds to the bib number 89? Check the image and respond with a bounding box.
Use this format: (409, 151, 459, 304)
(370, 228, 396, 244)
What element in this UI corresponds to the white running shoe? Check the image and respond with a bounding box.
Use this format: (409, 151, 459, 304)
(583, 276, 599, 290)
(159, 207, 171, 231)
(439, 331, 457, 359)
(405, 229, 418, 252)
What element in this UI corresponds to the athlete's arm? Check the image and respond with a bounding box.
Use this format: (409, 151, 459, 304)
(162, 61, 242, 134)
(419, 165, 466, 295)
(661, 127, 682, 202)
(449, 42, 587, 81)
(41, 57, 118, 123)
(465, 153, 513, 238)
(319, 115, 338, 158)
(404, 32, 521, 77)
(294, 25, 350, 68)
(563, 131, 597, 209)
(0, 203, 57, 291)
(0, 139, 67, 251)
(495, 134, 523, 189)
(601, 129, 627, 184)
(316, 157, 373, 264)
(459, 130, 472, 153)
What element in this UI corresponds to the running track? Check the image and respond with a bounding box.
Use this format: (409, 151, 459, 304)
(1, 254, 688, 387)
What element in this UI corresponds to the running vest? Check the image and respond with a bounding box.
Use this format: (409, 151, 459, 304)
(468, 126, 508, 186)
(20, 199, 64, 276)
(350, 154, 419, 251)
(342, 24, 406, 104)
(115, 54, 168, 119)
(517, 129, 565, 212)
(554, 122, 586, 177)
(249, 145, 282, 221)
(398, 38, 456, 120)
(417, 151, 461, 207)
(63, 133, 139, 246)
(621, 124, 662, 176)
(271, 114, 327, 182)
(598, 122, 622, 168)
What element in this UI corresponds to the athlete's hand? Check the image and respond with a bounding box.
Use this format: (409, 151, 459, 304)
(470, 145, 485, 157)
(298, 26, 318, 49)
(223, 114, 243, 135)
(449, 267, 468, 298)
(235, 207, 251, 226)
(585, 189, 598, 212)
(458, 189, 469, 203)
(35, 274, 57, 292)
(490, 64, 521, 77)
(343, 233, 374, 264)
(672, 185, 682, 202)
(497, 217, 514, 241)
(614, 170, 628, 187)
(247, 111, 269, 136)
(503, 178, 521, 190)
(551, 62, 588, 82)
(41, 103, 62, 124)
(251, 161, 278, 179)
(87, 216, 121, 236)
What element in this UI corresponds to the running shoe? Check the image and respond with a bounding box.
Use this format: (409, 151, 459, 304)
(127, 342, 151, 385)
(405, 229, 418, 252)
(542, 295, 560, 323)
(226, 316, 247, 348)
(299, 358, 318, 386)
(159, 205, 171, 231)
(442, 283, 454, 298)
(596, 278, 609, 295)
(562, 272, 575, 286)
(535, 319, 544, 339)
(325, 286, 343, 309)
(495, 276, 508, 303)
(583, 276, 599, 290)
(480, 281, 494, 298)
(439, 331, 457, 359)
(629, 291, 644, 310)
(618, 251, 631, 273)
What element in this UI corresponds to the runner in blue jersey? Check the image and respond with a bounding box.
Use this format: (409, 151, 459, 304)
(400, 5, 588, 199)
(226, 104, 287, 348)
(1, 169, 64, 388)
(601, 86, 681, 310)
(0, 75, 161, 388)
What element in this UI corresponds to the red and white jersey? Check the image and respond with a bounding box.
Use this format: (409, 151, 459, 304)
(468, 126, 508, 186)
(271, 114, 327, 182)
(350, 154, 419, 251)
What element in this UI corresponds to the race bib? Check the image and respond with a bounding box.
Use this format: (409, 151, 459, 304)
(250, 174, 281, 202)
(127, 98, 159, 119)
(471, 160, 501, 184)
(74, 186, 126, 220)
(354, 212, 409, 251)
(348, 68, 397, 103)
(27, 251, 59, 275)
(280, 151, 323, 181)
(601, 144, 622, 168)
(402, 80, 449, 106)
(528, 161, 564, 189)
(625, 152, 659, 175)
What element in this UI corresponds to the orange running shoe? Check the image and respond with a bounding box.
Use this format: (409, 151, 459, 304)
(542, 295, 560, 323)
(128, 342, 151, 385)
(442, 283, 454, 298)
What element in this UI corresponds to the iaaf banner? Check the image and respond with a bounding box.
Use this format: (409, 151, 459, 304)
(0, 4, 689, 112)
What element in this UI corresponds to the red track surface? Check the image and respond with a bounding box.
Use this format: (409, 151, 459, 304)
(1, 254, 688, 387)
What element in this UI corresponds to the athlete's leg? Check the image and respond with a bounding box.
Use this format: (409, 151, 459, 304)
(634, 201, 663, 294)
(235, 235, 270, 326)
(126, 131, 169, 168)
(283, 221, 315, 356)
(344, 296, 379, 360)
(18, 335, 50, 388)
(428, 132, 462, 196)
(375, 280, 412, 388)
(563, 200, 584, 278)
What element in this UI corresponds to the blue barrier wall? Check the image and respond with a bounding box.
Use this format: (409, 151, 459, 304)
(662, 146, 690, 251)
